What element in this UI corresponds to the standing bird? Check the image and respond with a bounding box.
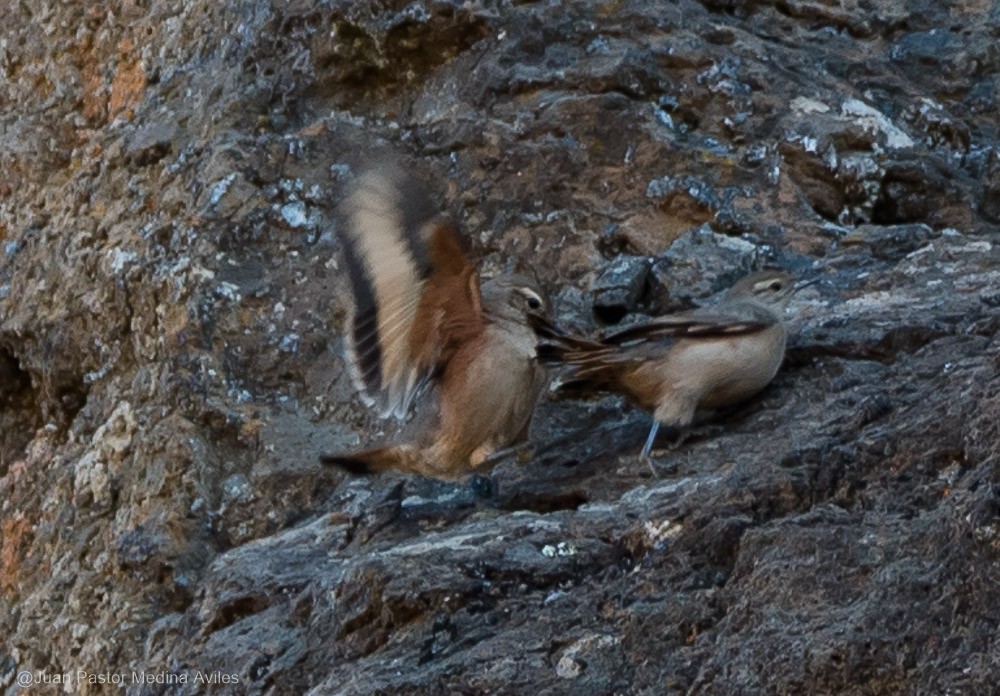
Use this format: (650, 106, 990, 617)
(320, 166, 550, 480)
(534, 270, 813, 465)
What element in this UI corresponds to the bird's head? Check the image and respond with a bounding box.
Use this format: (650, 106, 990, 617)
(727, 270, 813, 311)
(482, 273, 550, 323)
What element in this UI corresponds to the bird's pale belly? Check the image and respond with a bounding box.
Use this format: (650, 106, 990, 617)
(438, 327, 542, 461)
(672, 325, 786, 408)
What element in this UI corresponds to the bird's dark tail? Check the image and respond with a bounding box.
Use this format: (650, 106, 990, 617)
(319, 452, 378, 475)
(320, 445, 425, 476)
(529, 313, 611, 368)
(535, 341, 572, 366)
(529, 322, 634, 400)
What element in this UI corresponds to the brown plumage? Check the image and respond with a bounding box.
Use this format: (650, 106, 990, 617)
(321, 166, 550, 480)
(535, 270, 812, 462)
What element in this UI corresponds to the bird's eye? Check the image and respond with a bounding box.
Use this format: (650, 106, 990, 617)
(517, 287, 544, 311)
(770, 281, 783, 291)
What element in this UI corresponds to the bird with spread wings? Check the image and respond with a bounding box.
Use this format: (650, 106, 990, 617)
(322, 166, 551, 481)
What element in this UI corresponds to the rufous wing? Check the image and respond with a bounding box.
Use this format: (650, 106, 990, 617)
(408, 221, 485, 369)
(341, 166, 485, 418)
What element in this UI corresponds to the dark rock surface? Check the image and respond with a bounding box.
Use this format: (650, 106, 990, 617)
(1, 0, 999, 694)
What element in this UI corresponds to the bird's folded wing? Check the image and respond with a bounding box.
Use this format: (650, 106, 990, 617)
(343, 168, 484, 418)
(553, 312, 773, 376)
(601, 311, 773, 346)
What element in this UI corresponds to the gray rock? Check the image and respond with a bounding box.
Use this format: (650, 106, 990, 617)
(590, 255, 650, 323)
(646, 226, 761, 314)
(2, 0, 1000, 694)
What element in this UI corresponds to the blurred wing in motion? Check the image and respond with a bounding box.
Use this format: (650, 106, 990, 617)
(342, 167, 485, 418)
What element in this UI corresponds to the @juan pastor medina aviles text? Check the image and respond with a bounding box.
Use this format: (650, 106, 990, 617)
(16, 670, 240, 687)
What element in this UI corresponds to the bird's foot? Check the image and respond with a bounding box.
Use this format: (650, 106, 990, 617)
(477, 442, 535, 468)
(639, 421, 687, 477)
(640, 450, 681, 478)
(640, 451, 662, 478)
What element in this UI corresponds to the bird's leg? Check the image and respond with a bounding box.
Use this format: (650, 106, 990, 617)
(640, 421, 660, 460)
(641, 423, 689, 476)
(640, 420, 661, 476)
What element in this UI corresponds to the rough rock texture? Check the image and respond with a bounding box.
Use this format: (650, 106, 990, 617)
(1, 0, 999, 694)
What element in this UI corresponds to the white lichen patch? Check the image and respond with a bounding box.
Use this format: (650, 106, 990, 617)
(841, 98, 914, 149)
(278, 333, 301, 353)
(556, 634, 622, 679)
(841, 276, 968, 312)
(208, 173, 238, 206)
(382, 532, 496, 557)
(715, 233, 758, 255)
(107, 248, 138, 274)
(620, 475, 708, 505)
(280, 200, 308, 228)
(214, 282, 241, 302)
(790, 96, 831, 114)
(952, 241, 992, 253)
(644, 518, 682, 547)
(73, 401, 137, 507)
(541, 541, 578, 558)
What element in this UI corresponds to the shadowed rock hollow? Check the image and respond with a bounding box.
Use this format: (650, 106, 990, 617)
(1, 0, 999, 694)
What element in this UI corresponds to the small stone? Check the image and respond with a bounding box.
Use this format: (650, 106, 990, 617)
(591, 255, 650, 323)
(280, 201, 308, 228)
(980, 290, 1000, 308)
(556, 656, 583, 679)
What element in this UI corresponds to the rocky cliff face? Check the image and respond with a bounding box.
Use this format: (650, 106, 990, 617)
(2, 0, 999, 693)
